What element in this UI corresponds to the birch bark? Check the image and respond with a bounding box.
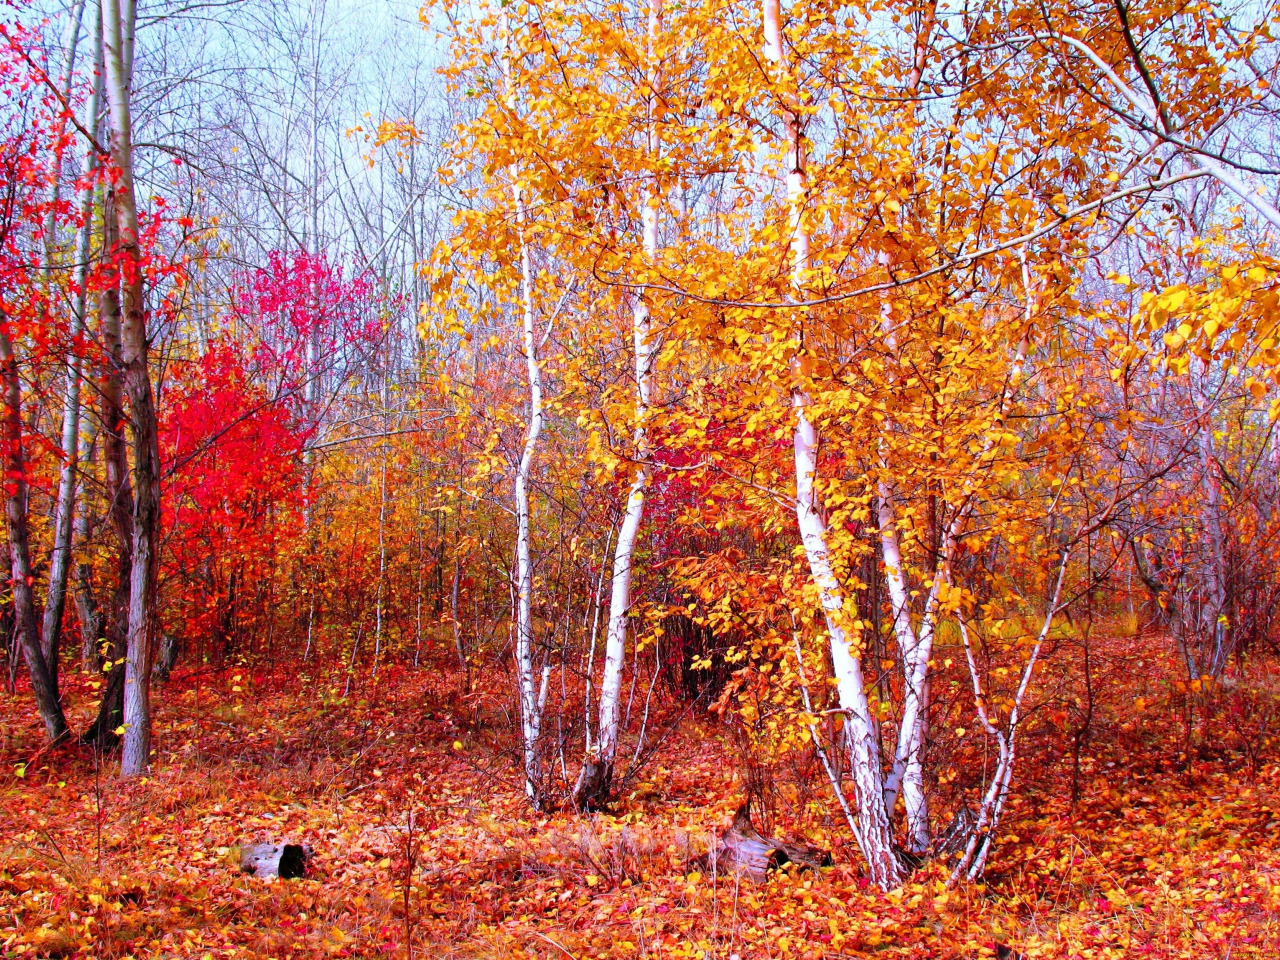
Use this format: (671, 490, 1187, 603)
(500, 12, 547, 806)
(879, 252, 1031, 853)
(577, 0, 663, 812)
(763, 0, 903, 888)
(953, 551, 1069, 880)
(43, 15, 104, 689)
(103, 0, 162, 776)
(82, 187, 134, 748)
(0, 322, 69, 742)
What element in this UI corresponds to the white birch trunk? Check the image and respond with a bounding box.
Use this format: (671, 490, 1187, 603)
(794, 407, 902, 887)
(764, 0, 903, 887)
(879, 255, 1033, 855)
(953, 551, 1068, 880)
(872, 283, 939, 854)
(42, 16, 103, 690)
(501, 13, 546, 806)
(513, 205, 543, 804)
(582, 0, 662, 810)
(104, 0, 161, 777)
(876, 488, 938, 855)
(41, 0, 88, 268)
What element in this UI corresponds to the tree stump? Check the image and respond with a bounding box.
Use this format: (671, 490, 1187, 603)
(704, 803, 831, 882)
(572, 753, 612, 812)
(239, 843, 313, 879)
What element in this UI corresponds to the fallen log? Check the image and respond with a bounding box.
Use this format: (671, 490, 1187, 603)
(239, 842, 313, 879)
(704, 802, 831, 882)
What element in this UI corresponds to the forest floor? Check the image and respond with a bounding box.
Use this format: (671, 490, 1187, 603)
(3, 638, 1280, 959)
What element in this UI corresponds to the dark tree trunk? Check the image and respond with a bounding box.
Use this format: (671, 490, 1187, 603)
(153, 634, 179, 681)
(0, 323, 69, 742)
(82, 188, 133, 751)
(75, 394, 104, 671)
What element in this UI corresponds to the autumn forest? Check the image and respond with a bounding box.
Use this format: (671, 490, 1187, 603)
(3, 0, 1280, 956)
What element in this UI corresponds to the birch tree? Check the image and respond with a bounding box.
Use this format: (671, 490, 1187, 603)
(498, 9, 551, 807)
(103, 0, 163, 776)
(576, 0, 663, 813)
(42, 4, 102, 698)
(761, 0, 906, 888)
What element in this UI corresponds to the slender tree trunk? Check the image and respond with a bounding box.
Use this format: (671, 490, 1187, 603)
(75, 457, 105, 670)
(577, 0, 663, 812)
(0, 323, 70, 742)
(373, 460, 387, 673)
(870, 6, 941, 858)
(103, 0, 161, 776)
(83, 188, 134, 748)
(41, 0, 89, 268)
(763, 0, 904, 887)
(450, 557, 467, 686)
(301, 8, 324, 527)
(43, 20, 104, 690)
(512, 196, 544, 806)
(954, 552, 1069, 880)
(75, 317, 105, 672)
(74, 437, 103, 671)
(794, 405, 903, 886)
(877, 482, 951, 856)
(1193, 361, 1230, 677)
(499, 10, 548, 809)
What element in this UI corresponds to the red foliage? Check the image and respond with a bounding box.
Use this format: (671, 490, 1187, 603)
(231, 250, 384, 409)
(0, 15, 76, 329)
(160, 341, 307, 651)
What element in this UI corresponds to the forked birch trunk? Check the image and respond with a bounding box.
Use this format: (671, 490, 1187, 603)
(873, 11, 939, 854)
(878, 249, 1031, 857)
(577, 0, 663, 812)
(763, 0, 904, 888)
(953, 551, 1069, 880)
(876, 484, 938, 855)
